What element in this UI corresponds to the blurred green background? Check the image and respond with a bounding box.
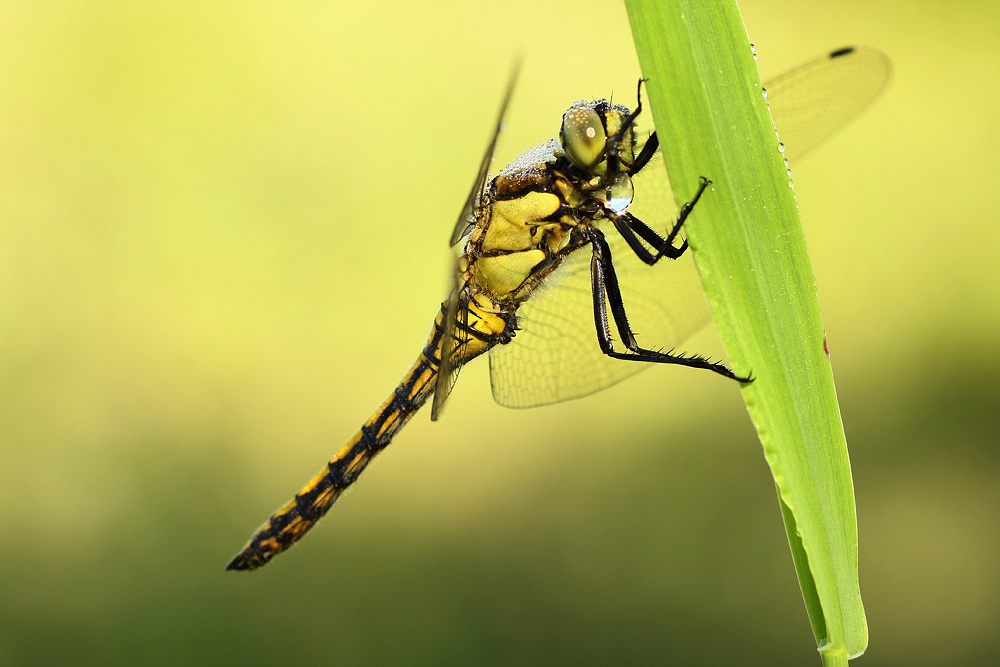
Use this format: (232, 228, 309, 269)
(1, 0, 997, 664)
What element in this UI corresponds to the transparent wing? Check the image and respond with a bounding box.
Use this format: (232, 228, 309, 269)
(488, 46, 892, 409)
(431, 281, 465, 421)
(489, 158, 712, 409)
(765, 46, 892, 162)
(450, 62, 521, 246)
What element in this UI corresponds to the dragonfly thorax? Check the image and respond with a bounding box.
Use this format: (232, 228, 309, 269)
(463, 99, 646, 303)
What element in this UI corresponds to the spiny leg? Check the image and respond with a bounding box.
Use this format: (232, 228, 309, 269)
(611, 176, 712, 266)
(611, 212, 687, 264)
(630, 131, 659, 176)
(616, 78, 648, 143)
(607, 78, 648, 177)
(667, 176, 712, 247)
(588, 228, 752, 382)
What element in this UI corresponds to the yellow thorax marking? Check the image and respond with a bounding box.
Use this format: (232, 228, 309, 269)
(474, 250, 546, 296)
(481, 191, 560, 252)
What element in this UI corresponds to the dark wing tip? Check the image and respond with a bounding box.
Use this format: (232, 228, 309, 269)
(829, 46, 855, 58)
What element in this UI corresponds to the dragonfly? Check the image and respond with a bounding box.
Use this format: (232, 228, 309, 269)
(227, 46, 891, 571)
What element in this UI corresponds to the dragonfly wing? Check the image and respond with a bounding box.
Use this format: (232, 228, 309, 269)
(450, 63, 521, 246)
(489, 46, 892, 409)
(489, 246, 608, 409)
(766, 46, 892, 162)
(489, 156, 712, 409)
(431, 280, 466, 420)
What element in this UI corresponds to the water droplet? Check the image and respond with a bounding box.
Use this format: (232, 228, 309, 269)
(754, 81, 758, 87)
(750, 43, 756, 54)
(779, 142, 785, 153)
(598, 173, 634, 214)
(762, 87, 768, 99)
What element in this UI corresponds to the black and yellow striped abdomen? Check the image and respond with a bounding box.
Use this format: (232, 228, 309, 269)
(228, 302, 454, 571)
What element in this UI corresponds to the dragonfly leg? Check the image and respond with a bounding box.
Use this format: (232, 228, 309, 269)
(616, 78, 648, 145)
(611, 176, 712, 265)
(611, 212, 687, 264)
(589, 228, 752, 382)
(629, 131, 659, 175)
(665, 176, 712, 247)
(607, 78, 649, 178)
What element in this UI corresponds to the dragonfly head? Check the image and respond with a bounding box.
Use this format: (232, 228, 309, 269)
(559, 100, 637, 178)
(560, 100, 638, 214)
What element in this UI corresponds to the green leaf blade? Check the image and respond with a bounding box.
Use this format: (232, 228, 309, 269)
(624, 0, 867, 661)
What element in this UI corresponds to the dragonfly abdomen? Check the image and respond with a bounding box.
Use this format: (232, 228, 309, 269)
(226, 304, 453, 571)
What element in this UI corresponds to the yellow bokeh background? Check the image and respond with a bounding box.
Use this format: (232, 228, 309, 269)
(1, 1, 997, 664)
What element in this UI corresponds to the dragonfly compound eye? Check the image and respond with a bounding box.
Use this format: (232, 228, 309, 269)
(560, 104, 607, 170)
